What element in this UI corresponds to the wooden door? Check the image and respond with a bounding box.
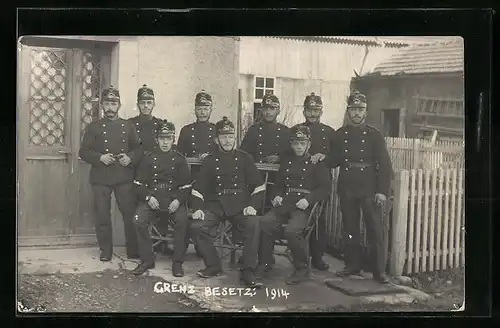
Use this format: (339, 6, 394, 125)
(18, 44, 111, 246)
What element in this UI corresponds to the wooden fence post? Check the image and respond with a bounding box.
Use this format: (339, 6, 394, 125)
(389, 170, 410, 276)
(413, 139, 421, 169)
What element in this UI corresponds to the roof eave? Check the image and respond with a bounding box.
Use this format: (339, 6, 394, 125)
(266, 36, 409, 48)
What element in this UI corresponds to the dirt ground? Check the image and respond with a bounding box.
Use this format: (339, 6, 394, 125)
(324, 267, 465, 312)
(17, 269, 205, 313)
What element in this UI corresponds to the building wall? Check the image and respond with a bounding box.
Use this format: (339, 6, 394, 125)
(355, 73, 464, 138)
(115, 36, 240, 141)
(238, 37, 403, 131)
(111, 36, 239, 245)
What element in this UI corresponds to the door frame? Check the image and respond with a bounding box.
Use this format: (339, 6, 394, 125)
(17, 38, 114, 247)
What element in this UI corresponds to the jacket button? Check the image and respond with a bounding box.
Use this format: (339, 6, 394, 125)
(361, 168, 364, 171)
(105, 149, 109, 152)
(104, 140, 108, 142)
(103, 131, 107, 134)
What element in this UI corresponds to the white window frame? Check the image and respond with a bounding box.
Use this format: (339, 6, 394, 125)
(253, 76, 276, 103)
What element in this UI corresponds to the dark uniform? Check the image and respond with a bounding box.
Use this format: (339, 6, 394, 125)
(327, 91, 392, 282)
(189, 117, 266, 286)
(128, 84, 164, 154)
(294, 92, 336, 270)
(131, 121, 191, 276)
(240, 94, 290, 164)
(177, 91, 217, 158)
(260, 125, 332, 284)
(240, 93, 290, 268)
(79, 85, 143, 260)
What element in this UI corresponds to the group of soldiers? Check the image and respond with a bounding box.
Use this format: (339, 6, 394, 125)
(79, 83, 392, 288)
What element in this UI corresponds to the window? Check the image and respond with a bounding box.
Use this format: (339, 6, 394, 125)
(254, 76, 275, 102)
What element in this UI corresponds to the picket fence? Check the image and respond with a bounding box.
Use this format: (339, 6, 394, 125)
(385, 137, 465, 171)
(326, 167, 465, 276)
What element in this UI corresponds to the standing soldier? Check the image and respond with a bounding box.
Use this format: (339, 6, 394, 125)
(131, 121, 192, 277)
(259, 125, 331, 284)
(326, 91, 392, 284)
(128, 84, 164, 154)
(293, 92, 336, 271)
(189, 117, 267, 287)
(240, 93, 290, 164)
(79, 85, 143, 261)
(240, 93, 290, 274)
(177, 90, 217, 160)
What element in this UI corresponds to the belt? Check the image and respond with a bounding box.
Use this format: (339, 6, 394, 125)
(153, 183, 173, 189)
(219, 188, 243, 195)
(345, 162, 373, 169)
(286, 188, 311, 194)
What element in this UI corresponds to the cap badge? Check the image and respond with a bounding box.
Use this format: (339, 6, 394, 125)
(222, 125, 231, 131)
(309, 100, 316, 107)
(108, 92, 117, 98)
(296, 131, 305, 138)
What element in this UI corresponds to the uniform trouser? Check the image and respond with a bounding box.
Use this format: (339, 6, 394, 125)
(190, 211, 260, 270)
(133, 203, 189, 265)
(260, 209, 309, 269)
(309, 204, 327, 262)
(91, 183, 138, 256)
(339, 195, 386, 275)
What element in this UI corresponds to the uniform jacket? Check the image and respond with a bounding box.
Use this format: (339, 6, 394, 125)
(133, 149, 191, 208)
(177, 121, 217, 157)
(327, 124, 393, 198)
(79, 118, 143, 186)
(240, 121, 290, 163)
(271, 152, 331, 215)
(128, 115, 163, 153)
(301, 121, 336, 155)
(190, 148, 266, 217)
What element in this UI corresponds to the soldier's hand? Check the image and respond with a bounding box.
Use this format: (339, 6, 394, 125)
(374, 193, 387, 206)
(243, 206, 257, 216)
(295, 198, 309, 210)
(199, 153, 210, 160)
(192, 209, 205, 220)
(271, 196, 283, 207)
(100, 153, 115, 165)
(117, 153, 131, 166)
(147, 196, 160, 210)
(168, 199, 180, 213)
(265, 155, 280, 164)
(310, 153, 326, 164)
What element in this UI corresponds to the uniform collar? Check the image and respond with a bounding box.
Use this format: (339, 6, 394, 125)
(304, 120, 320, 126)
(195, 120, 211, 125)
(260, 120, 278, 126)
(138, 114, 154, 121)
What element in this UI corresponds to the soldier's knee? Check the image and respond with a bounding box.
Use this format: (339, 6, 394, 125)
(244, 217, 260, 230)
(283, 229, 298, 240)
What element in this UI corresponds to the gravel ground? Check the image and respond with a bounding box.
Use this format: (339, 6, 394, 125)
(17, 269, 206, 313)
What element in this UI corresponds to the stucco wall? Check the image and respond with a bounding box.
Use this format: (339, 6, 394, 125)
(115, 36, 239, 140)
(111, 36, 239, 246)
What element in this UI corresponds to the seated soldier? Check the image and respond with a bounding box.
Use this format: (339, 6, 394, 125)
(189, 116, 267, 288)
(259, 125, 332, 285)
(131, 121, 192, 277)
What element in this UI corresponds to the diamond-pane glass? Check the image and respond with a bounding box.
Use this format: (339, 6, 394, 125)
(81, 52, 101, 134)
(29, 50, 68, 147)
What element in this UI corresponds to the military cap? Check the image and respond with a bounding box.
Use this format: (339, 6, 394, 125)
(261, 93, 280, 108)
(215, 116, 235, 135)
(101, 85, 120, 102)
(137, 84, 155, 101)
(303, 92, 323, 110)
(157, 120, 175, 138)
(347, 90, 367, 108)
(195, 90, 213, 106)
(290, 124, 311, 141)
